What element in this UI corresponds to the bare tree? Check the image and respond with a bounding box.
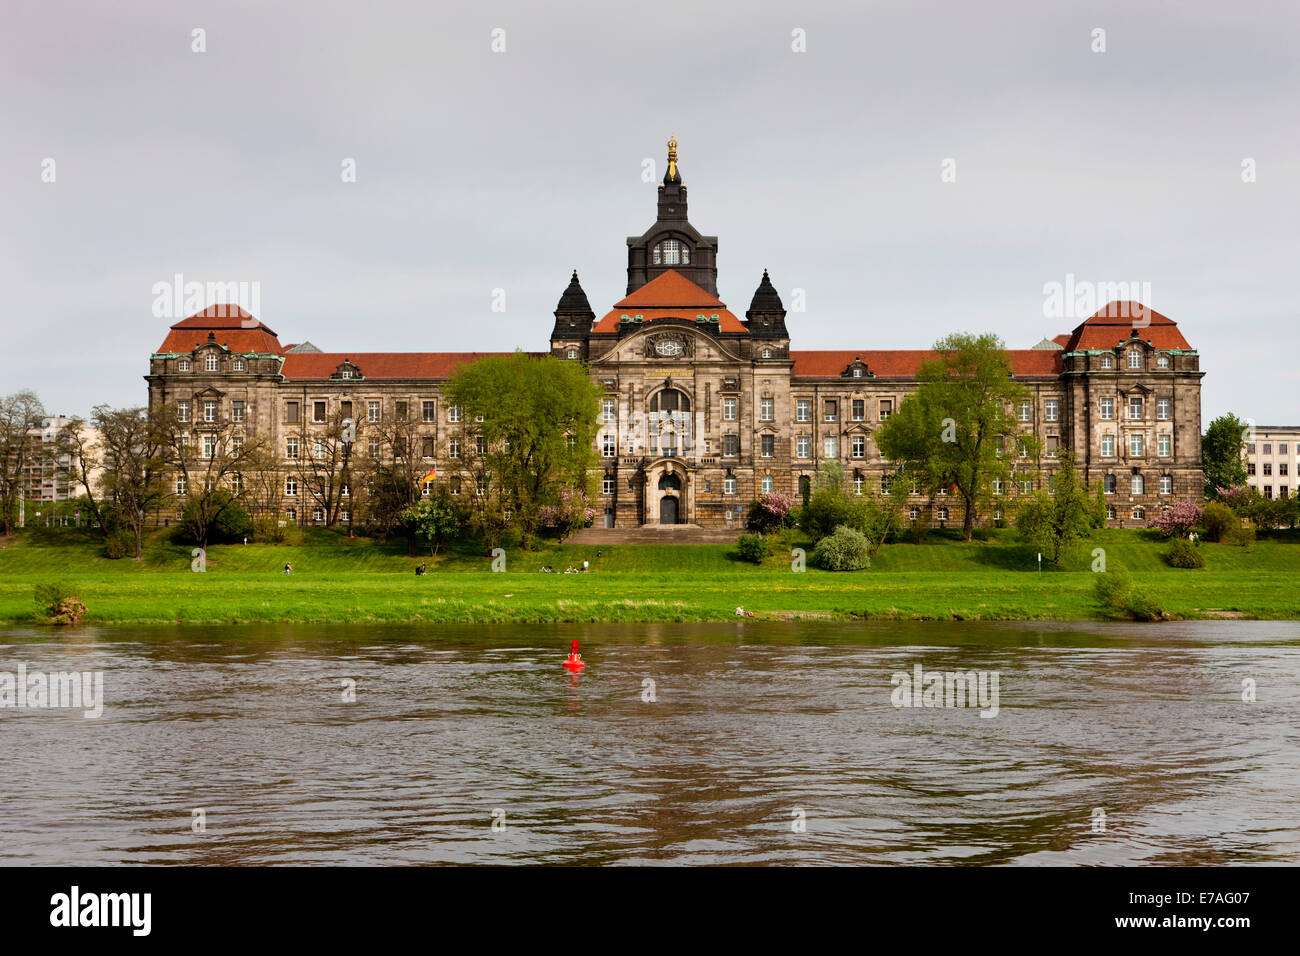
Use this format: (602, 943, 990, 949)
(0, 390, 48, 535)
(291, 409, 362, 527)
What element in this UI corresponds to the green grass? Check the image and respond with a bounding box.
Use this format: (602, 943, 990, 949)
(3, 525, 1299, 625)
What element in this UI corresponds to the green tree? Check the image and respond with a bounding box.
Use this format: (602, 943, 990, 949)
(402, 492, 462, 556)
(1202, 413, 1248, 499)
(1014, 451, 1101, 565)
(446, 352, 602, 550)
(0, 390, 48, 535)
(876, 333, 1036, 541)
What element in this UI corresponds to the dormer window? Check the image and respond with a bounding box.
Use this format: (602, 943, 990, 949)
(761, 347, 772, 358)
(233, 358, 245, 371)
(652, 238, 690, 266)
(1156, 354, 1170, 368)
(852, 367, 863, 378)
(567, 348, 578, 360)
(1100, 355, 1113, 369)
(1127, 349, 1140, 369)
(178, 359, 190, 371)
(205, 354, 219, 372)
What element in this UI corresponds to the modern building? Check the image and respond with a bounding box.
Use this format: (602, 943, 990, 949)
(19, 417, 101, 521)
(1244, 427, 1299, 499)
(147, 139, 1205, 530)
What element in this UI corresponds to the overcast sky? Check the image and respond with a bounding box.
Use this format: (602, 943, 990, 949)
(3, 0, 1296, 426)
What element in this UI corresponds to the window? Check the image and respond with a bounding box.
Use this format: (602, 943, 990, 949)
(312, 507, 324, 523)
(1129, 433, 1144, 457)
(231, 401, 244, 423)
(1044, 399, 1058, 422)
(395, 401, 408, 422)
(650, 388, 690, 412)
(1157, 354, 1170, 368)
(177, 401, 191, 423)
(422, 437, 435, 458)
(1101, 434, 1115, 457)
(1100, 355, 1113, 369)
(365, 401, 380, 423)
(206, 354, 219, 372)
(824, 400, 838, 422)
(1018, 400, 1031, 422)
(449, 478, 461, 496)
(1281, 463, 1290, 476)
(1100, 397, 1114, 420)
(909, 507, 920, 521)
(992, 478, 1003, 496)
(602, 399, 616, 423)
(1262, 443, 1272, 455)
(285, 477, 298, 496)
(823, 436, 837, 459)
(723, 397, 738, 421)
(309, 401, 325, 423)
(879, 400, 892, 421)
(312, 438, 325, 459)
(1104, 474, 1116, 495)
(1281, 443, 1289, 455)
(475, 414, 484, 423)
(286, 507, 296, 522)
(1132, 506, 1145, 520)
(448, 405, 460, 423)
(1131, 474, 1144, 495)
(761, 348, 772, 359)
(1263, 462, 1272, 477)
(760, 434, 775, 457)
(448, 438, 460, 459)
(201, 435, 216, 459)
(797, 435, 810, 458)
(178, 359, 190, 372)
(724, 434, 739, 457)
(652, 238, 689, 265)
(367, 437, 380, 456)
(175, 475, 187, 496)
(851, 435, 865, 458)
(602, 434, 616, 458)
(1156, 398, 1170, 420)
(286, 437, 299, 459)
(1106, 505, 1116, 520)
(1020, 480, 1034, 494)
(340, 369, 354, 380)
(1128, 396, 1143, 420)
(852, 475, 864, 495)
(936, 507, 949, 521)
(202, 400, 216, 423)
(1128, 349, 1140, 369)
(1157, 434, 1171, 457)
(476, 436, 487, 456)
(852, 367, 863, 379)
(286, 401, 299, 424)
(796, 400, 810, 423)
(1246, 443, 1255, 454)
(761, 475, 773, 494)
(233, 358, 245, 372)
(852, 399, 865, 422)
(567, 349, 578, 360)
(1160, 475, 1172, 494)
(1247, 462, 1255, 476)
(723, 475, 736, 495)
(1264, 485, 1273, 499)
(760, 398, 774, 422)
(602, 475, 615, 495)
(422, 401, 436, 422)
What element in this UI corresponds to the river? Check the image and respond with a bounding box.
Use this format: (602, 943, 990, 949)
(2, 620, 1297, 865)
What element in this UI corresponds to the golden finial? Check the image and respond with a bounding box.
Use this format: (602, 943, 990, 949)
(667, 135, 678, 179)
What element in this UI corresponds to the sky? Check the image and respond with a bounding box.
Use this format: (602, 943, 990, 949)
(2, 0, 1296, 426)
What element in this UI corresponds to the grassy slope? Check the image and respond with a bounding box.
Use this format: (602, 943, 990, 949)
(1, 526, 1297, 624)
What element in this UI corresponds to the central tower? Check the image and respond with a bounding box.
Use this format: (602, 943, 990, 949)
(625, 136, 719, 296)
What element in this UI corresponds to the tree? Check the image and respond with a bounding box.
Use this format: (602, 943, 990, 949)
(0, 390, 48, 535)
(291, 408, 362, 528)
(1202, 413, 1248, 499)
(445, 352, 602, 550)
(1014, 450, 1101, 565)
(876, 333, 1036, 541)
(1148, 500, 1203, 538)
(401, 493, 462, 556)
(367, 416, 427, 552)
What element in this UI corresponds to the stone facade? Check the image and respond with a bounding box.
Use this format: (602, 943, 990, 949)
(146, 142, 1204, 530)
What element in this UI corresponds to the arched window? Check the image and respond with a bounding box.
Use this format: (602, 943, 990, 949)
(1104, 474, 1116, 494)
(649, 388, 690, 412)
(658, 473, 681, 491)
(652, 238, 690, 266)
(1128, 349, 1141, 369)
(1131, 474, 1144, 495)
(761, 347, 772, 358)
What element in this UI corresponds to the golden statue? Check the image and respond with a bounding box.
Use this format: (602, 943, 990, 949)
(667, 135, 678, 179)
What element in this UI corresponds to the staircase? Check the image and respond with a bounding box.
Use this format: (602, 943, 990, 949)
(569, 524, 743, 545)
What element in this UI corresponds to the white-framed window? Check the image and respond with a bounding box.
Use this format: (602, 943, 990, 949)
(936, 506, 949, 521)
(761, 347, 772, 359)
(286, 437, 299, 459)
(1128, 349, 1141, 369)
(422, 400, 436, 422)
(448, 405, 461, 423)
(824, 400, 838, 422)
(285, 476, 298, 496)
(601, 434, 616, 458)
(1132, 505, 1145, 519)
(723, 397, 737, 421)
(178, 359, 190, 372)
(853, 475, 864, 495)
(476, 436, 487, 456)
(723, 475, 736, 495)
(796, 400, 810, 423)
(233, 358, 245, 371)
(1018, 400, 1031, 422)
(313, 438, 325, 459)
(177, 401, 190, 423)
(231, 401, 244, 423)
(1020, 479, 1033, 494)
(1129, 433, 1144, 457)
(203, 400, 217, 423)
(652, 238, 689, 265)
(851, 435, 865, 458)
(602, 398, 616, 423)
(1131, 474, 1144, 495)
(1044, 399, 1059, 422)
(364, 401, 378, 422)
(1101, 434, 1115, 457)
(823, 436, 837, 459)
(852, 367, 863, 379)
(760, 434, 775, 458)
(909, 507, 920, 521)
(206, 354, 219, 372)
(1160, 475, 1172, 494)
(1157, 354, 1170, 368)
(1156, 398, 1170, 420)
(202, 435, 217, 459)
(797, 435, 810, 458)
(602, 475, 614, 495)
(761, 475, 773, 493)
(312, 507, 324, 522)
(567, 349, 578, 360)
(992, 478, 1003, 496)
(760, 397, 774, 421)
(1106, 504, 1116, 520)
(1128, 396, 1143, 420)
(1157, 434, 1171, 457)
(175, 475, 187, 495)
(851, 399, 864, 422)
(1100, 397, 1114, 420)
(367, 436, 380, 456)
(1100, 355, 1113, 369)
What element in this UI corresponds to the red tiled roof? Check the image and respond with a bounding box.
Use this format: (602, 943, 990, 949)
(791, 349, 1063, 379)
(1060, 301, 1191, 351)
(169, 305, 278, 336)
(1052, 333, 1071, 348)
(156, 306, 283, 354)
(593, 270, 747, 333)
(280, 352, 527, 381)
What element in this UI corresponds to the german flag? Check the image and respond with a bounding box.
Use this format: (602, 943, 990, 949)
(421, 466, 437, 484)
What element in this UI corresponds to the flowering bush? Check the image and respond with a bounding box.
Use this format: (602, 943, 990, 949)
(1147, 500, 1203, 538)
(538, 487, 596, 539)
(747, 492, 798, 533)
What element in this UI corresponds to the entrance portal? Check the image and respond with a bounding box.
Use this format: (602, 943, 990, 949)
(659, 495, 679, 525)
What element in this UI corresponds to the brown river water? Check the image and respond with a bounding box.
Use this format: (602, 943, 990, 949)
(1, 620, 1297, 865)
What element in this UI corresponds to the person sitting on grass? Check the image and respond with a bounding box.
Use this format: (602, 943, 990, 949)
(283, 562, 293, 575)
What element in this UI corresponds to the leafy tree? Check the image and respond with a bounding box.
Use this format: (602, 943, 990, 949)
(402, 492, 462, 556)
(1199, 501, 1236, 542)
(1014, 451, 1101, 565)
(1202, 413, 1248, 499)
(178, 490, 253, 544)
(735, 533, 770, 564)
(747, 492, 797, 533)
(538, 486, 596, 541)
(446, 352, 602, 550)
(0, 390, 48, 535)
(812, 525, 872, 570)
(876, 333, 1036, 541)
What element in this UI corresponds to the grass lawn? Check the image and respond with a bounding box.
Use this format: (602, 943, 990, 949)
(1, 525, 1298, 625)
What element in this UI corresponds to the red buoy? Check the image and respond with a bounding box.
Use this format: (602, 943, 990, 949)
(563, 639, 585, 672)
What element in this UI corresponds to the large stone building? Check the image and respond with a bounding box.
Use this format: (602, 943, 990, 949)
(147, 139, 1205, 530)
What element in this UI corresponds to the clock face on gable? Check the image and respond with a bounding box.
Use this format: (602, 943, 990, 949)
(655, 338, 684, 357)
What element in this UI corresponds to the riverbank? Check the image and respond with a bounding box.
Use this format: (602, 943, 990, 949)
(2, 527, 1298, 624)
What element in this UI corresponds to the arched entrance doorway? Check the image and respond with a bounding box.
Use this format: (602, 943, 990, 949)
(657, 472, 681, 525)
(659, 495, 679, 525)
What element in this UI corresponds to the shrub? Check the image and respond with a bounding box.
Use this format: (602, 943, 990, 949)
(746, 492, 797, 533)
(811, 525, 871, 571)
(1093, 568, 1132, 611)
(1226, 519, 1255, 549)
(176, 492, 255, 545)
(1200, 501, 1235, 542)
(33, 582, 87, 626)
(735, 533, 770, 564)
(1167, 538, 1204, 568)
(1148, 500, 1203, 538)
(103, 530, 133, 559)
